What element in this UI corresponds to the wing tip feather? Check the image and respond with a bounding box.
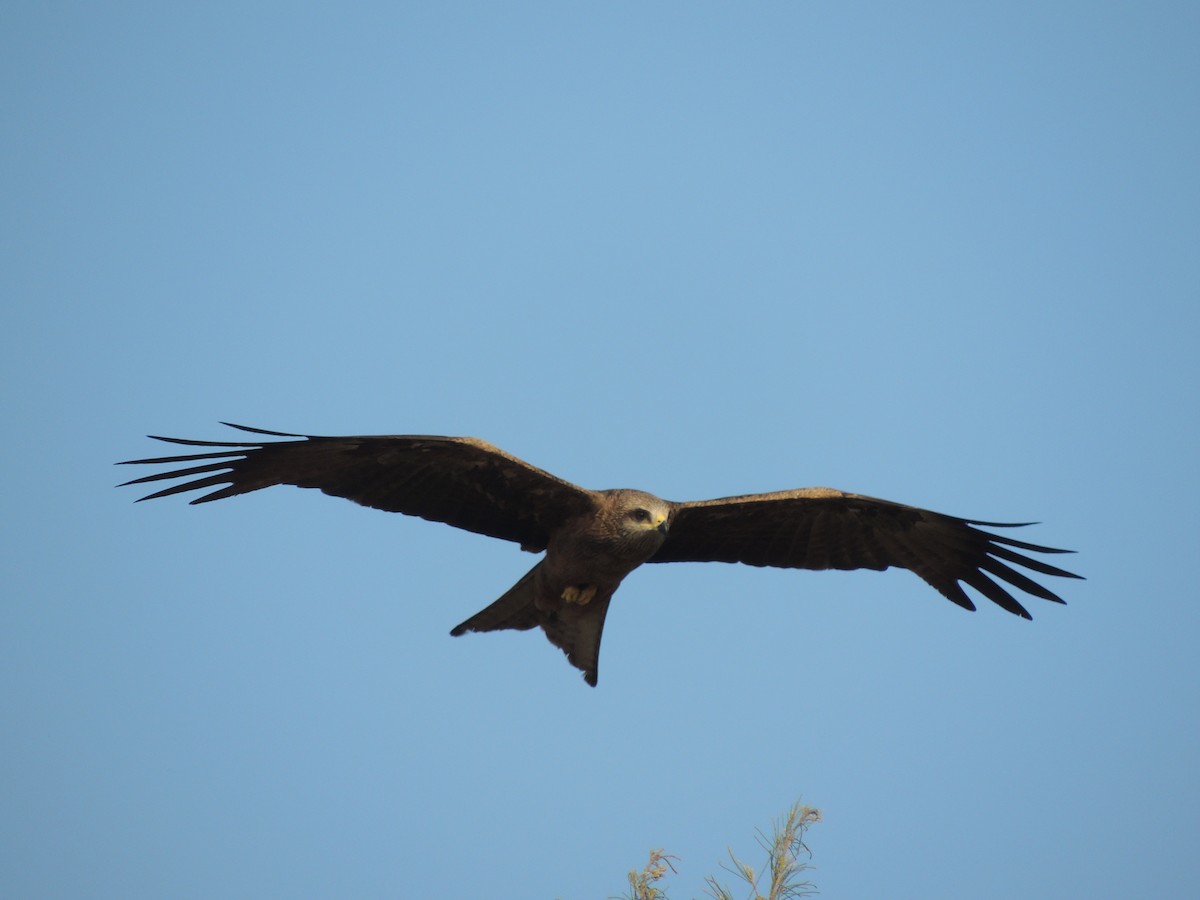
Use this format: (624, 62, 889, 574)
(219, 422, 308, 438)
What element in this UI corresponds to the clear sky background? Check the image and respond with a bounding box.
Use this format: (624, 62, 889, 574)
(3, 3, 1197, 898)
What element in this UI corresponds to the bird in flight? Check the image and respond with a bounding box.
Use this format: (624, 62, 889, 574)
(118, 424, 1081, 686)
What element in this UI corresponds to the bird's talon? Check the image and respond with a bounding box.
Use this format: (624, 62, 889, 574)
(562, 584, 597, 605)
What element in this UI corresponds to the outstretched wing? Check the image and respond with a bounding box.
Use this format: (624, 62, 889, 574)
(117, 423, 598, 551)
(652, 488, 1081, 618)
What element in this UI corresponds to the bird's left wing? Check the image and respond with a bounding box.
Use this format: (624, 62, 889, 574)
(650, 489, 1081, 618)
(118, 424, 597, 551)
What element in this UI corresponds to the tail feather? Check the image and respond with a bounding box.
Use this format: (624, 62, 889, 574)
(449, 565, 541, 636)
(541, 594, 614, 687)
(449, 562, 616, 686)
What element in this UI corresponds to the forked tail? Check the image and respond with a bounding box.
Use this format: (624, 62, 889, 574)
(449, 561, 615, 686)
(449, 563, 542, 636)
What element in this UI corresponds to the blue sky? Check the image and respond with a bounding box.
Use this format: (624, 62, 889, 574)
(3, 2, 1197, 897)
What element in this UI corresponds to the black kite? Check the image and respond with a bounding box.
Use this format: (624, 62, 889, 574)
(118, 424, 1081, 685)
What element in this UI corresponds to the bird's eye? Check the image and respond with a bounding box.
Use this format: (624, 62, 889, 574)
(632, 508, 650, 522)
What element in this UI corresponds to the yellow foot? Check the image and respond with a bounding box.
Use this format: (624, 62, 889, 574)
(561, 584, 598, 605)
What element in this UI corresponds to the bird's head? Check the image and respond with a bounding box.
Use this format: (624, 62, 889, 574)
(604, 489, 672, 555)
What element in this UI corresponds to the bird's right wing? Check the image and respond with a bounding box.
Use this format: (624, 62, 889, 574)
(117, 424, 598, 551)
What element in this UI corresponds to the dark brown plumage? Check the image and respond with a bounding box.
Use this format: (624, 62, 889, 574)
(118, 424, 1082, 686)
